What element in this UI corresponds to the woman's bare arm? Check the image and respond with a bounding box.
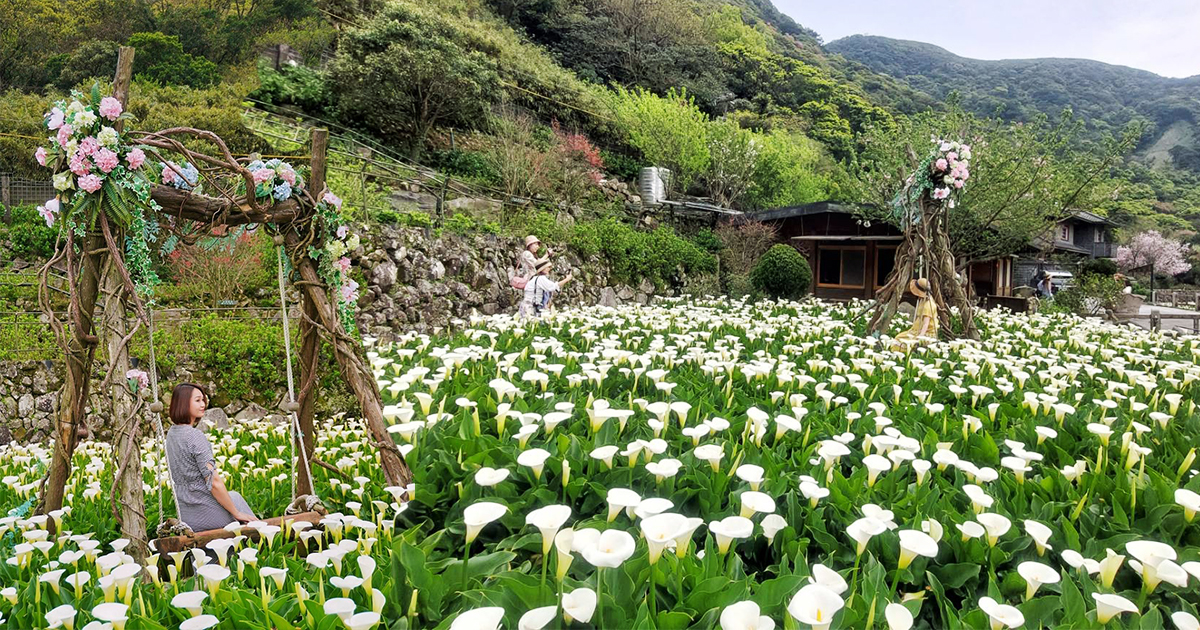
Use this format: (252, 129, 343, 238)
(208, 463, 252, 521)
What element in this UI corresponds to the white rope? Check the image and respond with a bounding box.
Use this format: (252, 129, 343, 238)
(276, 243, 317, 502)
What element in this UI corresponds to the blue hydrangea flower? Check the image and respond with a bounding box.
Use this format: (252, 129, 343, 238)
(273, 181, 293, 200)
(247, 160, 264, 170)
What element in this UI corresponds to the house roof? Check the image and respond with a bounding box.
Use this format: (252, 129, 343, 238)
(752, 201, 864, 222)
(1068, 210, 1116, 226)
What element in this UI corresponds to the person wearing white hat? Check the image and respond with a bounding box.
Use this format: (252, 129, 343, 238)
(522, 259, 573, 319)
(515, 235, 552, 282)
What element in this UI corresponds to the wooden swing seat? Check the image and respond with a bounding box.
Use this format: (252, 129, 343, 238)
(152, 511, 324, 554)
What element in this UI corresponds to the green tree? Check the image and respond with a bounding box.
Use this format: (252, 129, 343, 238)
(329, 3, 499, 160)
(127, 32, 220, 88)
(852, 106, 1142, 267)
(55, 40, 120, 89)
(746, 129, 835, 210)
(703, 118, 759, 208)
(610, 86, 710, 192)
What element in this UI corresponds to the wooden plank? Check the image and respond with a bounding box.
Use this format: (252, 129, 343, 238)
(152, 511, 325, 555)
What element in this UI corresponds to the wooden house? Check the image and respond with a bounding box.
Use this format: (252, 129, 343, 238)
(754, 201, 1015, 302)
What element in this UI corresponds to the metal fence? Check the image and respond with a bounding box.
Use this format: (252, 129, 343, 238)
(0, 172, 56, 218)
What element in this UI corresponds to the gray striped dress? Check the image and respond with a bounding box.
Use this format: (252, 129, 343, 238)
(165, 424, 256, 532)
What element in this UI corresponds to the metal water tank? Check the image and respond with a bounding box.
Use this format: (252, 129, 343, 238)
(638, 167, 671, 206)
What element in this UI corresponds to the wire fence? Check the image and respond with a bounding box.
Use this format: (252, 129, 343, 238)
(0, 172, 57, 218)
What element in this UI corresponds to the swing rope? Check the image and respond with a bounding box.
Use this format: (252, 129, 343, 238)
(146, 306, 186, 536)
(275, 237, 318, 507)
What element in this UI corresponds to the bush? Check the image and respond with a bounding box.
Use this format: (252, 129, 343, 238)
(716, 219, 778, 275)
(127, 32, 220, 88)
(166, 227, 272, 307)
(430, 148, 500, 184)
(1080, 258, 1119, 277)
(725, 273, 755, 299)
(2, 205, 58, 260)
(1052, 273, 1125, 316)
(691, 228, 723, 254)
(402, 211, 433, 228)
(570, 218, 716, 288)
(375, 209, 401, 225)
(750, 244, 812, 299)
(251, 60, 333, 114)
(444, 213, 476, 235)
(599, 149, 642, 182)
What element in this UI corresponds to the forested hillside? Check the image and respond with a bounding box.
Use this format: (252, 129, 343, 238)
(827, 35, 1200, 172)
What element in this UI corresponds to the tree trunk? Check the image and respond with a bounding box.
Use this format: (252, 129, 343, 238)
(39, 237, 105, 519)
(102, 256, 148, 562)
(286, 235, 412, 489)
(295, 294, 320, 497)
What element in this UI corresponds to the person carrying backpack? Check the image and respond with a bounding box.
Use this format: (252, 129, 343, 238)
(522, 259, 573, 319)
(511, 235, 552, 291)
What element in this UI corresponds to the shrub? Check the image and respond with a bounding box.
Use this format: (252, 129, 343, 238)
(402, 211, 433, 228)
(166, 227, 272, 307)
(751, 244, 812, 299)
(691, 228, 723, 254)
(610, 86, 710, 193)
(127, 32, 220, 88)
(716, 219, 778, 275)
(444, 213, 476, 235)
(570, 218, 716, 288)
(375, 209, 401, 225)
(599, 149, 641, 182)
(250, 60, 333, 114)
(1080, 258, 1119, 277)
(726, 273, 756, 299)
(1052, 273, 1125, 316)
(2, 205, 58, 260)
(430, 148, 500, 184)
(503, 208, 569, 244)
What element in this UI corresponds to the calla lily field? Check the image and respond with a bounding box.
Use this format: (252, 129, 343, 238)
(4, 297, 1200, 629)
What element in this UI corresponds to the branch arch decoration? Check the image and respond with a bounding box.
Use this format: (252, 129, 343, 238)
(32, 47, 412, 560)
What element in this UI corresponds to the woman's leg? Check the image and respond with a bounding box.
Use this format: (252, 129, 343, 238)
(228, 491, 257, 520)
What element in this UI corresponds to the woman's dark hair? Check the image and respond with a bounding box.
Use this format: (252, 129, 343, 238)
(169, 383, 208, 425)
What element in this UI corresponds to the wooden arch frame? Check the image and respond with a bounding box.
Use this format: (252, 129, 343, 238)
(35, 47, 412, 561)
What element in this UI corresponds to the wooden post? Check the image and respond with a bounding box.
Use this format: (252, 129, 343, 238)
(101, 46, 149, 562)
(286, 234, 412, 489)
(1151, 309, 1161, 332)
(1173, 292, 1178, 308)
(1, 172, 11, 221)
(39, 46, 137, 522)
(294, 128, 328, 497)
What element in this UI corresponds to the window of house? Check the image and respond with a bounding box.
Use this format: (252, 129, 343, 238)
(876, 246, 897, 288)
(1095, 229, 1106, 243)
(1058, 223, 1073, 242)
(817, 246, 866, 288)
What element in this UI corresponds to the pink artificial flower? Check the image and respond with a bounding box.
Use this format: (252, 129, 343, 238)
(161, 163, 179, 185)
(946, 151, 958, 161)
(98, 97, 123, 121)
(335, 256, 352, 273)
(953, 179, 964, 189)
(47, 108, 65, 131)
(35, 147, 48, 166)
(69, 154, 92, 177)
(278, 166, 296, 186)
(931, 187, 950, 200)
(125, 368, 149, 390)
(336, 225, 348, 240)
(960, 169, 969, 180)
(252, 168, 274, 184)
(78, 174, 103, 193)
(340, 278, 359, 302)
(79, 136, 99, 156)
(56, 125, 73, 149)
(37, 198, 59, 227)
(93, 148, 119, 173)
(125, 147, 145, 170)
(934, 158, 948, 171)
(322, 191, 343, 209)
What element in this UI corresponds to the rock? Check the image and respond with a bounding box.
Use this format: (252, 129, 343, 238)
(599, 287, 619, 308)
(897, 302, 916, 317)
(446, 197, 503, 214)
(17, 394, 34, 417)
(201, 407, 230, 431)
(481, 302, 500, 315)
(35, 394, 55, 413)
(389, 190, 438, 213)
(0, 426, 12, 446)
(32, 370, 51, 395)
(372, 260, 398, 292)
(617, 286, 635, 301)
(638, 278, 654, 295)
(234, 402, 269, 421)
(430, 259, 446, 280)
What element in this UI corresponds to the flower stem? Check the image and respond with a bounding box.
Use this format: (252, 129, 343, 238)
(847, 553, 862, 607)
(596, 568, 605, 628)
(648, 561, 658, 618)
(540, 547, 549, 597)
(461, 541, 472, 594)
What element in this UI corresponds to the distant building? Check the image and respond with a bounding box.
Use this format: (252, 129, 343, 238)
(1013, 210, 1117, 288)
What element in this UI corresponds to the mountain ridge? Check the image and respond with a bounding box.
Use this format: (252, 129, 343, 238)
(824, 34, 1200, 171)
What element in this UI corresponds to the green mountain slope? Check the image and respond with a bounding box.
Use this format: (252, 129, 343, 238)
(825, 35, 1200, 171)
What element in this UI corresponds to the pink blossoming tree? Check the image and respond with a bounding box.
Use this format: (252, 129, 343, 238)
(1115, 230, 1191, 275)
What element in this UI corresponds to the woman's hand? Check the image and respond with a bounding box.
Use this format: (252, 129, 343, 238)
(232, 511, 255, 523)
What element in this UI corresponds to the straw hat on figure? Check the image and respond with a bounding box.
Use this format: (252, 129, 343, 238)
(892, 278, 938, 351)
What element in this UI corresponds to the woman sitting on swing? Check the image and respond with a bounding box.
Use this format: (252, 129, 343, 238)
(165, 383, 257, 531)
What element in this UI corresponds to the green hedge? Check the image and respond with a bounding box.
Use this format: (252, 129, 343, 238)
(570, 218, 716, 288)
(1, 205, 58, 260)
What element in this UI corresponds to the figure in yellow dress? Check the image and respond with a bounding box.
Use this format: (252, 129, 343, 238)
(892, 278, 938, 351)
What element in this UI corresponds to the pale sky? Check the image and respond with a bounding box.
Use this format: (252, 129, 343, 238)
(775, 0, 1200, 79)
